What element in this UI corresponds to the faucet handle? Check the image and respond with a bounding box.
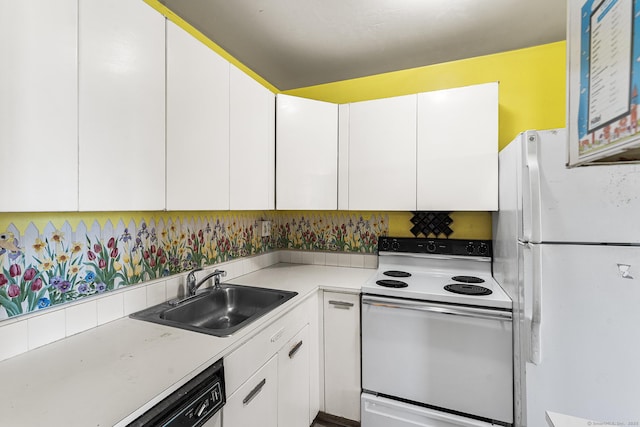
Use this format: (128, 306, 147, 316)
(212, 269, 227, 285)
(187, 267, 204, 290)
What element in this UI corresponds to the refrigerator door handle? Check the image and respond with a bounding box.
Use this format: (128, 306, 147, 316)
(524, 131, 543, 243)
(521, 241, 542, 365)
(529, 242, 542, 365)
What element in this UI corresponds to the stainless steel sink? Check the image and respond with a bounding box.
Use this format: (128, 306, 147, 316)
(130, 283, 297, 336)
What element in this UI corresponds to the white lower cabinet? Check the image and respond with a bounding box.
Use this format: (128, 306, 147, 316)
(222, 294, 319, 427)
(278, 325, 310, 427)
(223, 354, 278, 427)
(323, 292, 361, 421)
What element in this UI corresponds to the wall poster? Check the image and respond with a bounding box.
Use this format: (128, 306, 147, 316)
(568, 0, 640, 165)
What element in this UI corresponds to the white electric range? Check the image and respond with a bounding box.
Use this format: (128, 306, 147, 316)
(361, 237, 514, 427)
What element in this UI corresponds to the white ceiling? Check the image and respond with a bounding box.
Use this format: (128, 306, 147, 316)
(159, 0, 567, 91)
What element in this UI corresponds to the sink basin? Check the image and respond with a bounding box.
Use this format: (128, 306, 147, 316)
(130, 283, 297, 337)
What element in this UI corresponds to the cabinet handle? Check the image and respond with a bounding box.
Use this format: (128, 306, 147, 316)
(288, 340, 303, 359)
(242, 378, 267, 406)
(328, 300, 354, 309)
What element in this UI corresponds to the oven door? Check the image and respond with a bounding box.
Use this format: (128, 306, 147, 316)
(361, 295, 513, 425)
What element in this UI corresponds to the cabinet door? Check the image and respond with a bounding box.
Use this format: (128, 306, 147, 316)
(323, 292, 361, 421)
(78, 0, 165, 211)
(348, 95, 417, 210)
(229, 66, 275, 210)
(417, 82, 498, 210)
(276, 94, 338, 210)
(278, 324, 310, 427)
(223, 354, 278, 427)
(0, 0, 78, 212)
(166, 21, 230, 210)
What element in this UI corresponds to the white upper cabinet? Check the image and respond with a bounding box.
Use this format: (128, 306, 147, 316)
(0, 0, 78, 212)
(166, 21, 230, 211)
(276, 95, 338, 210)
(229, 66, 275, 210)
(417, 82, 498, 211)
(78, 0, 165, 211)
(347, 95, 417, 211)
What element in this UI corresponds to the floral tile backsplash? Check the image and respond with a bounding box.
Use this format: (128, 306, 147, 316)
(0, 212, 388, 320)
(276, 212, 386, 252)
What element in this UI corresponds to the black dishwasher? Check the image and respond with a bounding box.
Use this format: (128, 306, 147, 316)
(128, 358, 225, 427)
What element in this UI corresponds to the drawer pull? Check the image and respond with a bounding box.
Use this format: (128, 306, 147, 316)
(329, 300, 354, 309)
(242, 378, 266, 406)
(288, 340, 303, 359)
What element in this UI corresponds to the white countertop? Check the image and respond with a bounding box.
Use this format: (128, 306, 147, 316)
(546, 411, 597, 427)
(0, 263, 373, 427)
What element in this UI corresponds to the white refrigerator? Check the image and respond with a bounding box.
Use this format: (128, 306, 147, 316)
(493, 129, 640, 426)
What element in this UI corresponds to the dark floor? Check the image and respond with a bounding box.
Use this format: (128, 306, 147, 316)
(311, 421, 344, 427)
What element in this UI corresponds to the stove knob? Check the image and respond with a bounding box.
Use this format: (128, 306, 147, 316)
(426, 242, 436, 253)
(380, 240, 390, 251)
(478, 243, 488, 255)
(391, 241, 400, 251)
(466, 243, 475, 254)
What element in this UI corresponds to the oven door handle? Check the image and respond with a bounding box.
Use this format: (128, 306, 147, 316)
(362, 297, 512, 321)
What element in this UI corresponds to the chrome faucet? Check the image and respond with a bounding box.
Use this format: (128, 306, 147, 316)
(187, 268, 227, 296)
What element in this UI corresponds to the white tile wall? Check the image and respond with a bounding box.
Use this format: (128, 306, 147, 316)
(325, 253, 339, 266)
(364, 254, 378, 269)
(0, 320, 28, 361)
(0, 251, 375, 362)
(279, 250, 291, 263)
(338, 253, 351, 267)
(223, 261, 241, 281)
(350, 254, 365, 268)
(245, 257, 261, 274)
(28, 310, 65, 350)
(165, 276, 184, 300)
(313, 252, 326, 265)
(146, 281, 167, 306)
(302, 252, 315, 265)
(97, 293, 124, 326)
(123, 287, 147, 316)
(290, 251, 303, 264)
(66, 301, 98, 336)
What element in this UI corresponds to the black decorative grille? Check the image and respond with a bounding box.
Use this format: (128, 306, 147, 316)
(410, 211, 453, 238)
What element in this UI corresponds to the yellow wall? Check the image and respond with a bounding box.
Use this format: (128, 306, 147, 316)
(285, 41, 567, 150)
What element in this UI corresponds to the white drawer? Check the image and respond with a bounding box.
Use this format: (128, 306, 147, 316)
(224, 294, 312, 396)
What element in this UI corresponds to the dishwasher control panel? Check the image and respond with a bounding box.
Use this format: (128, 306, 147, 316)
(128, 358, 226, 427)
(173, 381, 224, 426)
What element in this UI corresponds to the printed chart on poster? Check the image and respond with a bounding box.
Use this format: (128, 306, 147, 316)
(568, 0, 640, 165)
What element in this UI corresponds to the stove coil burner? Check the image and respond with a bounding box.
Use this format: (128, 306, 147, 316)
(451, 275, 485, 284)
(376, 279, 409, 288)
(383, 270, 412, 278)
(444, 284, 492, 296)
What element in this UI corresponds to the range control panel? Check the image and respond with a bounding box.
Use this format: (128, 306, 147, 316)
(378, 237, 492, 257)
